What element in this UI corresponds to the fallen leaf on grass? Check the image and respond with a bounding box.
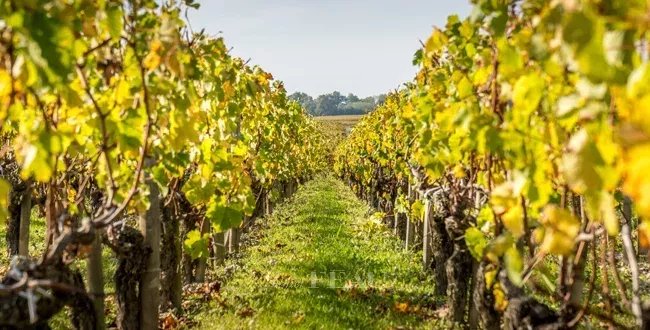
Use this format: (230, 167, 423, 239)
(394, 302, 409, 313)
(160, 312, 178, 330)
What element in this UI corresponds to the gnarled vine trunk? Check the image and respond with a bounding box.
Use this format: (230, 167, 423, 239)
(470, 261, 500, 329)
(18, 185, 32, 256)
(444, 216, 472, 324)
(430, 214, 452, 296)
(105, 225, 151, 330)
(5, 180, 27, 257)
(500, 271, 563, 330)
(0, 258, 95, 329)
(160, 195, 184, 313)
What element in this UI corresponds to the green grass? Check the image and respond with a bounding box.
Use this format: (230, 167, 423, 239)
(193, 175, 447, 329)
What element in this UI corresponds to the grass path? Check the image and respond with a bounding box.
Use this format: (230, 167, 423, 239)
(194, 176, 446, 329)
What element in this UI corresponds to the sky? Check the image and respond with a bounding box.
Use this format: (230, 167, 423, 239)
(186, 1, 472, 97)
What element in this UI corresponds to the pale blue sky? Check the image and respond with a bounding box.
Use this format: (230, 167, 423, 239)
(186, 1, 471, 97)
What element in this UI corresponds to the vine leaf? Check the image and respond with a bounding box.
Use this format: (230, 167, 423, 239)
(538, 205, 580, 256)
(184, 229, 209, 260)
(561, 129, 605, 194)
(504, 246, 523, 286)
(0, 180, 9, 224)
(465, 227, 487, 261)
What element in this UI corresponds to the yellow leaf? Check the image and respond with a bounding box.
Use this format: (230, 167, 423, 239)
(485, 269, 508, 311)
(0, 69, 11, 98)
(622, 144, 650, 219)
(452, 164, 466, 178)
(490, 182, 516, 215)
(114, 78, 131, 106)
(410, 200, 425, 221)
(639, 221, 650, 249)
(493, 283, 508, 312)
(562, 129, 605, 194)
(532, 227, 545, 244)
(394, 302, 409, 313)
(502, 204, 525, 238)
(539, 205, 581, 255)
(588, 191, 619, 236)
(490, 177, 527, 238)
(0, 180, 10, 224)
(169, 108, 198, 151)
(150, 39, 163, 53)
(513, 74, 544, 115)
(143, 52, 161, 70)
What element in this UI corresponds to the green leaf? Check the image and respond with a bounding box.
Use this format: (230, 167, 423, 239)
(106, 5, 124, 41)
(412, 48, 423, 66)
(488, 10, 508, 36)
(504, 246, 523, 286)
(563, 12, 594, 52)
(206, 197, 244, 232)
(183, 175, 216, 205)
(465, 227, 487, 261)
(395, 195, 409, 213)
(575, 38, 615, 83)
(169, 107, 198, 151)
(459, 20, 474, 39)
(183, 229, 209, 260)
(513, 74, 545, 115)
(497, 39, 523, 78)
(24, 11, 75, 83)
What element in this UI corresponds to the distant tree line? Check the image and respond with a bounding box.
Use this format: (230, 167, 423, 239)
(289, 91, 386, 116)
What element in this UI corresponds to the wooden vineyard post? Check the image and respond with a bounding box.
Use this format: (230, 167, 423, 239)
(376, 191, 382, 209)
(228, 227, 241, 254)
(422, 198, 433, 270)
(265, 193, 273, 216)
(18, 185, 31, 256)
(262, 184, 275, 217)
(393, 194, 400, 236)
(139, 171, 161, 330)
(622, 196, 647, 261)
(87, 231, 105, 330)
(213, 231, 226, 266)
(195, 219, 211, 282)
(405, 184, 415, 249)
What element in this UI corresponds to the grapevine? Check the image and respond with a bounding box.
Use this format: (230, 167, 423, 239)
(336, 0, 650, 327)
(0, 0, 327, 327)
